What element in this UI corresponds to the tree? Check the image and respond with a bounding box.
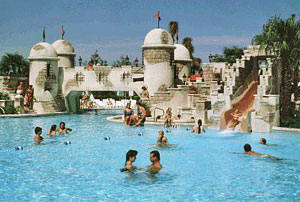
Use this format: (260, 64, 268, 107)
(253, 14, 300, 125)
(90, 50, 107, 66)
(209, 46, 245, 63)
(182, 37, 194, 58)
(112, 55, 131, 67)
(169, 21, 179, 43)
(0, 53, 29, 76)
(223, 46, 244, 63)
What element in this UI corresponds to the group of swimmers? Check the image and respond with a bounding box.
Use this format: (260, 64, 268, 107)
(124, 103, 146, 127)
(121, 150, 162, 174)
(34, 122, 72, 143)
(243, 138, 280, 159)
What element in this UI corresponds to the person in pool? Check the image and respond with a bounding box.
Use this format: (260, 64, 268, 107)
(57, 122, 72, 134)
(259, 138, 267, 145)
(48, 124, 57, 136)
(192, 119, 205, 134)
(120, 150, 138, 172)
(146, 150, 162, 174)
(34, 127, 43, 143)
(244, 144, 263, 156)
(244, 144, 280, 160)
(157, 130, 168, 144)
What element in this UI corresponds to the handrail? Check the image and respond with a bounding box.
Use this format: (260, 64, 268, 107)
(0, 106, 5, 114)
(151, 107, 165, 122)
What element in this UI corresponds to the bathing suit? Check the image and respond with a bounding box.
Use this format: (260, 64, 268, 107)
(125, 110, 132, 116)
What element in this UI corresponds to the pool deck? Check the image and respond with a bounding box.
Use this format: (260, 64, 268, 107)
(0, 112, 70, 118)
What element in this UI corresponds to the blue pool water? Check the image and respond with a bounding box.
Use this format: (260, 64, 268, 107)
(0, 111, 300, 201)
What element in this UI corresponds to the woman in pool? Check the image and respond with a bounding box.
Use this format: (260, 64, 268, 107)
(135, 104, 146, 127)
(192, 119, 205, 134)
(121, 150, 138, 172)
(48, 125, 57, 136)
(57, 122, 72, 134)
(123, 103, 134, 126)
(157, 130, 168, 144)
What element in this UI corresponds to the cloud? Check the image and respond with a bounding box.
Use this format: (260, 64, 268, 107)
(194, 36, 251, 46)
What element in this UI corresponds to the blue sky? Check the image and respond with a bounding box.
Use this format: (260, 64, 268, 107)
(0, 0, 299, 64)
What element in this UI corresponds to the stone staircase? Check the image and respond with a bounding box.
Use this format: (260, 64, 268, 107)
(41, 100, 60, 113)
(149, 91, 173, 105)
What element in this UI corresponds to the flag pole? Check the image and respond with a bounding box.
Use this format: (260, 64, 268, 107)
(157, 11, 160, 28)
(42, 27, 45, 42)
(61, 25, 64, 40)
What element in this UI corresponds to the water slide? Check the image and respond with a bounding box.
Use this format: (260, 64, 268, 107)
(220, 81, 259, 132)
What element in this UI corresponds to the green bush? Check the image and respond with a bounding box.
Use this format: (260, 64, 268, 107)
(5, 104, 17, 114)
(0, 92, 10, 100)
(281, 111, 300, 128)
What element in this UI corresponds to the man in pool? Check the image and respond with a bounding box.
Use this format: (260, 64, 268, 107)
(244, 144, 280, 160)
(34, 127, 43, 143)
(259, 138, 267, 145)
(244, 144, 263, 156)
(146, 150, 162, 174)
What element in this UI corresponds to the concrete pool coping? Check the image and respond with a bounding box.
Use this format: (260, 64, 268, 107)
(1, 112, 299, 132)
(107, 115, 300, 132)
(107, 115, 195, 126)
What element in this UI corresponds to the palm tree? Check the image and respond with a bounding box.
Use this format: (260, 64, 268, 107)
(182, 37, 194, 58)
(0, 53, 29, 76)
(169, 21, 179, 43)
(253, 14, 300, 125)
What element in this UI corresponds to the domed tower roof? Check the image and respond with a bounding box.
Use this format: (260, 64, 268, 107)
(52, 39, 75, 55)
(28, 42, 58, 60)
(142, 28, 174, 48)
(174, 44, 192, 62)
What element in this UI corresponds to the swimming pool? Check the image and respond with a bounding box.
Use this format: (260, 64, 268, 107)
(0, 111, 300, 201)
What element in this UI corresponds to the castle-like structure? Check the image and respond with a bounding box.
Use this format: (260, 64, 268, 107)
(27, 28, 192, 113)
(7, 27, 280, 133)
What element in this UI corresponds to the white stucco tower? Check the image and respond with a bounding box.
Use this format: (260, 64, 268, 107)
(28, 42, 59, 101)
(52, 39, 75, 95)
(142, 28, 175, 96)
(174, 44, 192, 80)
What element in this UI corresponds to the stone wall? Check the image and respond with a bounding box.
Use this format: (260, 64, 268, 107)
(143, 48, 173, 65)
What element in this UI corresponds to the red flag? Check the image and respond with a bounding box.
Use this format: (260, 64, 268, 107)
(61, 26, 65, 37)
(154, 12, 161, 20)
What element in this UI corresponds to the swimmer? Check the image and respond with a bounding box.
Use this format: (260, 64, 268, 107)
(192, 119, 205, 134)
(48, 125, 57, 136)
(244, 144, 263, 156)
(259, 138, 267, 145)
(57, 122, 72, 134)
(34, 127, 43, 143)
(146, 150, 162, 174)
(157, 130, 168, 144)
(244, 144, 280, 160)
(120, 150, 138, 172)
